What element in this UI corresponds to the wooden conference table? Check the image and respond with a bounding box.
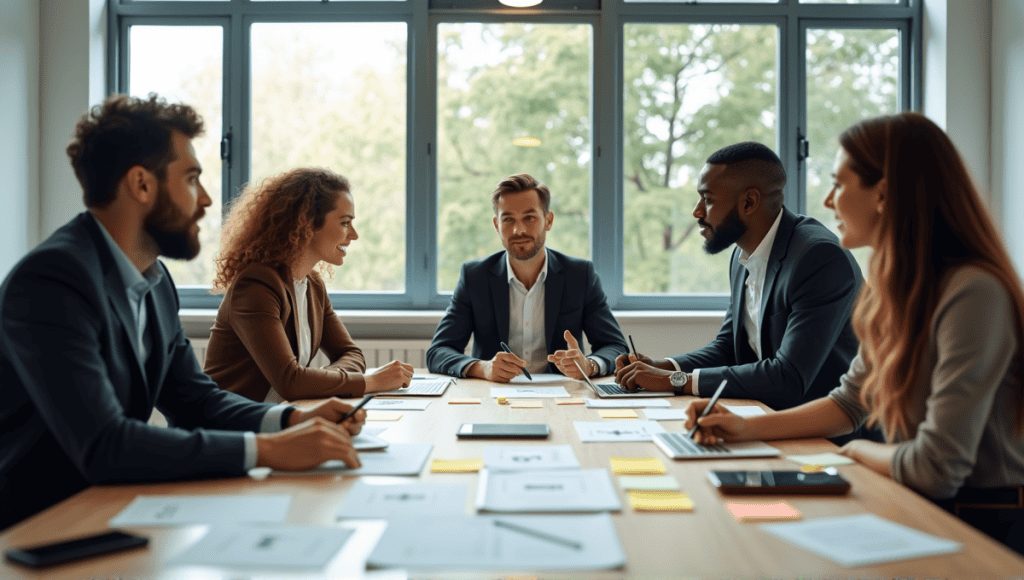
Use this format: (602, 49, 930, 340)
(2, 374, 1023, 579)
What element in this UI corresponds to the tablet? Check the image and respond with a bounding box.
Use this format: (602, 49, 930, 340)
(457, 423, 550, 439)
(707, 469, 851, 495)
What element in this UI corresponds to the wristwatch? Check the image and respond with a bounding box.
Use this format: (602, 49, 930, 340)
(669, 371, 689, 396)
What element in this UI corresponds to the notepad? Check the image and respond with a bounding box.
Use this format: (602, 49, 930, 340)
(627, 491, 693, 512)
(511, 399, 543, 408)
(598, 409, 638, 419)
(726, 501, 802, 522)
(449, 398, 481, 404)
(366, 411, 403, 421)
(618, 475, 680, 491)
(431, 458, 484, 473)
(610, 457, 667, 475)
(556, 398, 586, 405)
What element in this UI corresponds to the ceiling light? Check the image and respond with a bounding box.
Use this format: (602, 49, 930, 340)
(499, 0, 543, 7)
(513, 137, 542, 147)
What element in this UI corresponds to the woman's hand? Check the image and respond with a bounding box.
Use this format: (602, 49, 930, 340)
(364, 360, 415, 392)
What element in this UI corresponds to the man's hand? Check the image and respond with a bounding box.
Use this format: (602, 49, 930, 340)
(614, 351, 654, 371)
(289, 397, 366, 436)
(255, 417, 361, 470)
(615, 361, 676, 392)
(467, 351, 526, 383)
(684, 401, 750, 445)
(365, 360, 415, 393)
(547, 330, 592, 379)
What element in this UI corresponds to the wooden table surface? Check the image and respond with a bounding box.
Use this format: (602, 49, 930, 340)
(3, 375, 1023, 579)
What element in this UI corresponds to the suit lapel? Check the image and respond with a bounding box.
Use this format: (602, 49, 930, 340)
(103, 254, 148, 389)
(758, 208, 796, 327)
(730, 249, 746, 358)
(544, 250, 564, 350)
(143, 288, 169, 399)
(490, 257, 510, 344)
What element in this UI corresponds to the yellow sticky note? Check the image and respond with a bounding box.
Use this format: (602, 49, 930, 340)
(365, 411, 403, 421)
(610, 457, 667, 475)
(726, 502, 802, 522)
(556, 398, 586, 405)
(628, 491, 693, 512)
(431, 458, 484, 473)
(598, 409, 638, 419)
(511, 399, 543, 408)
(449, 398, 481, 405)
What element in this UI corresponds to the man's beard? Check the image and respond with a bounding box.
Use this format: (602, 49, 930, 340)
(144, 181, 202, 260)
(702, 206, 746, 255)
(507, 236, 543, 261)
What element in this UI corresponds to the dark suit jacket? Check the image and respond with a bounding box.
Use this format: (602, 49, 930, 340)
(671, 208, 862, 410)
(427, 249, 628, 376)
(0, 213, 275, 531)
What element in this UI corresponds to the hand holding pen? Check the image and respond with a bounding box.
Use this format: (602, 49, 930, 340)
(465, 345, 529, 383)
(684, 380, 754, 445)
(499, 342, 533, 381)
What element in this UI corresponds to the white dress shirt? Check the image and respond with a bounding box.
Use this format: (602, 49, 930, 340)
(507, 249, 551, 374)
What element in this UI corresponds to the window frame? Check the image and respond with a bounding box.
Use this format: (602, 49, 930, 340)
(108, 0, 921, 311)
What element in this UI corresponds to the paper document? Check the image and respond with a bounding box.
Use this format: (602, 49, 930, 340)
(172, 525, 353, 568)
(336, 481, 467, 519)
(367, 513, 626, 570)
(574, 420, 666, 442)
(585, 398, 671, 408)
(787, 453, 855, 467)
(642, 409, 689, 421)
(109, 494, 290, 527)
(618, 475, 680, 491)
(510, 373, 571, 384)
(476, 468, 621, 512)
(365, 398, 431, 411)
(272, 443, 433, 476)
(723, 405, 768, 417)
(484, 445, 580, 471)
(353, 426, 389, 451)
(491, 386, 571, 398)
(760, 513, 962, 567)
(598, 409, 638, 418)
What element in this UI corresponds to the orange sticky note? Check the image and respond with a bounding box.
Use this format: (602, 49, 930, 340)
(511, 399, 543, 408)
(726, 502, 802, 522)
(430, 458, 484, 473)
(598, 409, 638, 419)
(628, 491, 693, 512)
(556, 398, 586, 405)
(365, 411, 403, 421)
(449, 398, 481, 404)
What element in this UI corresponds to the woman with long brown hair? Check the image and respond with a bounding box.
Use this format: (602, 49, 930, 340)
(204, 167, 413, 402)
(686, 112, 1024, 553)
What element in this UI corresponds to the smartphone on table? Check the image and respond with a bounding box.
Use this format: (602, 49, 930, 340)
(457, 423, 550, 439)
(5, 530, 149, 568)
(707, 469, 851, 495)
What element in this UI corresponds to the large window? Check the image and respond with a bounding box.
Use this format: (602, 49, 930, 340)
(110, 0, 920, 310)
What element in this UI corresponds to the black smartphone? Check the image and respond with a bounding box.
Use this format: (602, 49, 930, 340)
(340, 394, 375, 422)
(457, 423, 550, 439)
(707, 469, 851, 495)
(5, 530, 149, 568)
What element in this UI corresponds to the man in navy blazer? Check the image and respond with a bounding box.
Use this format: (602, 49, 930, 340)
(616, 143, 862, 411)
(0, 94, 366, 531)
(428, 174, 627, 382)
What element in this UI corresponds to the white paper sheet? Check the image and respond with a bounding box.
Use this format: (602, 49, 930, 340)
(353, 426, 389, 451)
(109, 495, 290, 527)
(618, 475, 681, 491)
(723, 405, 768, 417)
(476, 468, 621, 512)
(641, 408, 689, 421)
(272, 443, 433, 476)
(365, 398, 431, 411)
(172, 525, 353, 568)
(336, 481, 468, 519)
(760, 514, 962, 567)
(584, 398, 671, 408)
(574, 420, 667, 442)
(484, 444, 580, 471)
(367, 513, 626, 570)
(510, 373, 571, 384)
(491, 386, 571, 398)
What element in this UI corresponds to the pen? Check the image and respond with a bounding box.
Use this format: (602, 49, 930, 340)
(628, 334, 638, 360)
(340, 394, 374, 422)
(493, 519, 583, 551)
(687, 379, 728, 440)
(499, 342, 533, 381)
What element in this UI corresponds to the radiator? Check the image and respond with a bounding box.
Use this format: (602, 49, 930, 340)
(186, 338, 433, 369)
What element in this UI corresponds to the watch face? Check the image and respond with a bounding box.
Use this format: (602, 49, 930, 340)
(670, 371, 687, 387)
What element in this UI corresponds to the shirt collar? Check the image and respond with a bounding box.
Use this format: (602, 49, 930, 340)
(90, 213, 163, 298)
(738, 209, 784, 274)
(506, 247, 549, 287)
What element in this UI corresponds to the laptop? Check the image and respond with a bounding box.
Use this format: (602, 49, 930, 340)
(377, 376, 455, 397)
(652, 432, 781, 459)
(574, 361, 665, 398)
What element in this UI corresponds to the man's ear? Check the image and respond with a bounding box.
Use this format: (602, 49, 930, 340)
(740, 187, 761, 215)
(493, 215, 500, 234)
(544, 211, 554, 231)
(120, 165, 158, 205)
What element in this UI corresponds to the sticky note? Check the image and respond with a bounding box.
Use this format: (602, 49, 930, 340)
(627, 491, 693, 512)
(726, 501, 801, 522)
(365, 411, 403, 421)
(511, 399, 543, 408)
(448, 398, 481, 405)
(496, 397, 508, 405)
(619, 475, 681, 491)
(556, 398, 586, 405)
(430, 458, 484, 473)
(598, 409, 638, 419)
(786, 453, 855, 467)
(610, 457, 667, 475)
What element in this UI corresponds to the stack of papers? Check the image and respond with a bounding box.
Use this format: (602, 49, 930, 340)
(476, 468, 621, 512)
(109, 495, 291, 526)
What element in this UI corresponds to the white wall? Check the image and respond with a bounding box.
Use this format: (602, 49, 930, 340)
(0, 0, 40, 280)
(991, 0, 1024, 273)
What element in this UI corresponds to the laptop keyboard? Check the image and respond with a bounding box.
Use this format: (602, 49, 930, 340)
(397, 378, 451, 395)
(657, 432, 731, 456)
(595, 383, 631, 396)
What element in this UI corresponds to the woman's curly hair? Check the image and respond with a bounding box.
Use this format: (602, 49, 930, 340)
(212, 167, 350, 292)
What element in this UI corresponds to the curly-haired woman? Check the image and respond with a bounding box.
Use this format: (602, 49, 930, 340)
(685, 112, 1024, 554)
(204, 168, 412, 402)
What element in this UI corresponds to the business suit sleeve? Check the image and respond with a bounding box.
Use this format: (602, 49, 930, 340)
(694, 242, 859, 408)
(0, 251, 261, 483)
(427, 263, 478, 375)
(226, 271, 365, 400)
(580, 261, 628, 369)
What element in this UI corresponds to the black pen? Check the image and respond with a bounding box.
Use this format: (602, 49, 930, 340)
(499, 342, 533, 381)
(340, 394, 374, 423)
(628, 334, 638, 360)
(493, 519, 582, 551)
(687, 380, 728, 440)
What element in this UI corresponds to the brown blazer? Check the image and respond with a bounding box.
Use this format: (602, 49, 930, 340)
(204, 263, 366, 401)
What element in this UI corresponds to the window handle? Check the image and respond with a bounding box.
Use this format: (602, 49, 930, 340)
(220, 128, 232, 168)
